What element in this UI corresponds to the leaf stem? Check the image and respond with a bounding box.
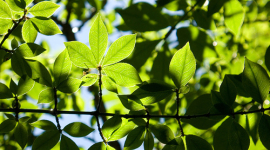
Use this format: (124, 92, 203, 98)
(175, 89, 184, 136)
(53, 87, 62, 133)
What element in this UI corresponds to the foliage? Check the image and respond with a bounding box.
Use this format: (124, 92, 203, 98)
(0, 0, 270, 149)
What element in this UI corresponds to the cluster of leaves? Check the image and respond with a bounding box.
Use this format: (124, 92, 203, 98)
(0, 0, 270, 150)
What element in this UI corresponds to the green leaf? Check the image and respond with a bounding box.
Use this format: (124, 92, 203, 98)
(103, 63, 141, 87)
(14, 122, 28, 149)
(6, 0, 33, 12)
(169, 42, 196, 88)
(11, 52, 27, 76)
(38, 88, 54, 103)
(220, 75, 237, 106)
(54, 50, 72, 87)
(131, 82, 173, 105)
(30, 17, 62, 35)
(89, 13, 108, 65)
(213, 117, 233, 150)
(116, 2, 169, 32)
(144, 129, 154, 150)
(63, 122, 94, 137)
(102, 75, 118, 93)
(124, 126, 145, 150)
(31, 120, 57, 130)
(102, 115, 122, 139)
(4, 113, 16, 120)
(265, 45, 270, 72)
(211, 91, 232, 114)
(16, 43, 46, 57)
(258, 114, 270, 149)
(32, 130, 61, 150)
(60, 134, 79, 150)
(25, 59, 53, 87)
(186, 135, 212, 150)
(109, 120, 136, 141)
(81, 74, 98, 86)
(29, 1, 60, 17)
(118, 95, 145, 111)
(88, 142, 106, 150)
(11, 38, 18, 49)
(106, 145, 116, 150)
(0, 119, 17, 133)
(242, 58, 270, 104)
(57, 77, 82, 93)
(17, 75, 35, 96)
(19, 116, 31, 122)
(149, 124, 174, 144)
(102, 34, 136, 66)
(228, 121, 250, 150)
(22, 19, 38, 43)
(65, 41, 97, 69)
(207, 0, 227, 17)
(227, 74, 250, 97)
(224, 0, 244, 36)
(193, 9, 216, 30)
(0, 82, 13, 99)
(10, 78, 18, 94)
(0, 18, 13, 35)
(162, 137, 185, 150)
(0, 0, 12, 19)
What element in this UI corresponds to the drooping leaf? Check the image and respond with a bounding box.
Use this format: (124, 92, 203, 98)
(30, 17, 62, 35)
(169, 42, 196, 88)
(242, 58, 270, 104)
(220, 75, 237, 106)
(265, 45, 270, 72)
(6, 0, 33, 12)
(102, 115, 122, 139)
(124, 126, 145, 150)
(29, 1, 60, 17)
(88, 142, 106, 150)
(207, 0, 228, 17)
(102, 75, 118, 93)
(81, 74, 98, 86)
(186, 135, 212, 150)
(149, 124, 174, 144)
(32, 130, 61, 150)
(16, 43, 46, 57)
(0, 18, 13, 35)
(60, 134, 79, 150)
(14, 122, 28, 149)
(258, 114, 270, 149)
(224, 0, 244, 36)
(116, 2, 169, 32)
(89, 13, 108, 65)
(38, 88, 54, 103)
(0, 0, 12, 19)
(102, 34, 136, 66)
(30, 120, 57, 130)
(22, 19, 38, 43)
(63, 122, 94, 137)
(109, 120, 136, 141)
(0, 119, 17, 133)
(144, 129, 154, 150)
(0, 82, 13, 99)
(104, 63, 141, 87)
(162, 136, 185, 150)
(65, 41, 97, 69)
(57, 77, 82, 93)
(228, 121, 250, 150)
(118, 95, 145, 111)
(213, 118, 233, 150)
(9, 79, 18, 95)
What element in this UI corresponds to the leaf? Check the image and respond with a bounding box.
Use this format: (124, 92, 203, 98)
(242, 58, 270, 104)
(30, 120, 57, 130)
(193, 9, 216, 30)
(88, 142, 106, 150)
(14, 122, 28, 149)
(89, 13, 108, 65)
(102, 34, 136, 66)
(186, 135, 212, 150)
(57, 77, 82, 93)
(16, 43, 46, 57)
(220, 75, 237, 106)
(25, 59, 53, 87)
(11, 52, 27, 76)
(65, 41, 97, 69)
(38, 88, 54, 103)
(131, 82, 173, 105)
(116, 2, 169, 32)
(224, 0, 244, 36)
(30, 17, 62, 35)
(265, 45, 270, 72)
(17, 75, 35, 96)
(211, 91, 232, 114)
(11, 38, 18, 49)
(0, 82, 13, 99)
(109, 120, 136, 141)
(63, 122, 94, 137)
(213, 117, 233, 150)
(102, 115, 122, 139)
(81, 74, 98, 86)
(207, 0, 227, 17)
(169, 42, 196, 88)
(149, 124, 174, 144)
(4, 113, 16, 120)
(124, 126, 145, 150)
(29, 1, 60, 17)
(32, 130, 61, 150)
(103, 63, 141, 87)
(144, 129, 154, 150)
(0, 0, 12, 19)
(106, 145, 116, 150)
(102, 75, 118, 93)
(60, 134, 79, 150)
(118, 95, 145, 111)
(54, 50, 72, 86)
(258, 114, 270, 149)
(22, 19, 38, 43)
(228, 121, 250, 150)
(0, 18, 13, 35)
(10, 78, 18, 94)
(0, 119, 17, 133)
(19, 116, 31, 122)
(162, 137, 185, 150)
(6, 0, 33, 12)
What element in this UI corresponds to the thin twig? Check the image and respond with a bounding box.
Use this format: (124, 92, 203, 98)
(53, 87, 61, 133)
(14, 96, 19, 121)
(175, 89, 184, 136)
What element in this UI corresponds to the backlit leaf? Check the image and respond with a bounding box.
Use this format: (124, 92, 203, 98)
(0, 119, 17, 133)
(102, 115, 122, 139)
(124, 126, 145, 150)
(14, 122, 28, 149)
(31, 17, 62, 35)
(118, 95, 145, 111)
(17, 75, 34, 96)
(38, 88, 54, 103)
(31, 120, 57, 130)
(88, 142, 106, 150)
(6, 0, 33, 12)
(81, 74, 98, 86)
(102, 75, 118, 93)
(0, 0, 12, 19)
(207, 0, 227, 17)
(63, 122, 94, 137)
(60, 134, 79, 150)
(109, 120, 136, 141)
(149, 124, 174, 144)
(0, 18, 13, 35)
(258, 114, 270, 149)
(220, 75, 237, 106)
(29, 1, 60, 17)
(32, 130, 60, 150)
(162, 136, 185, 150)
(16, 43, 46, 57)
(57, 77, 82, 93)
(9, 78, 18, 95)
(144, 129, 154, 150)
(0, 82, 13, 99)
(22, 20, 38, 43)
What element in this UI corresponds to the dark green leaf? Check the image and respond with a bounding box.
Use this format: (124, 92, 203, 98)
(4, 113, 16, 120)
(11, 38, 18, 49)
(109, 120, 136, 141)
(14, 122, 28, 149)
(118, 95, 145, 111)
(220, 75, 237, 106)
(60, 134, 79, 150)
(228, 121, 250, 150)
(30, 17, 62, 35)
(22, 19, 38, 43)
(0, 82, 13, 99)
(19, 116, 31, 122)
(16, 43, 46, 57)
(149, 124, 174, 144)
(258, 114, 270, 149)
(102, 115, 122, 139)
(227, 74, 250, 97)
(11, 52, 27, 76)
(63, 122, 94, 137)
(30, 120, 57, 130)
(124, 126, 145, 150)
(186, 135, 212, 150)
(38, 88, 54, 104)
(9, 79, 18, 95)
(17, 75, 35, 96)
(88, 142, 106, 150)
(213, 117, 233, 150)
(144, 129, 154, 150)
(0, 119, 17, 133)
(102, 75, 118, 93)
(57, 77, 82, 93)
(265, 45, 270, 72)
(32, 130, 61, 150)
(193, 9, 216, 30)
(207, 0, 227, 17)
(162, 136, 185, 150)
(211, 91, 232, 114)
